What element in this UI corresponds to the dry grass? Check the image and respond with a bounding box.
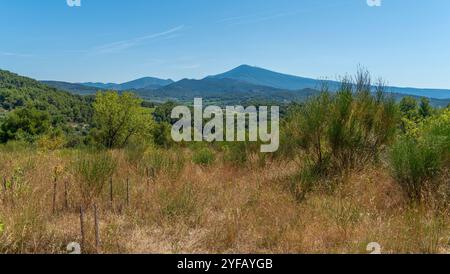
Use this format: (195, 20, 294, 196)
(0, 147, 449, 254)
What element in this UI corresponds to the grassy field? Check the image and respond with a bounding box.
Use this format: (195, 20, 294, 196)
(0, 145, 449, 254)
(1, 70, 449, 254)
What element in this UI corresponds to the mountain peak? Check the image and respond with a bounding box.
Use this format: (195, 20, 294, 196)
(234, 64, 257, 69)
(229, 64, 266, 73)
(208, 65, 320, 90)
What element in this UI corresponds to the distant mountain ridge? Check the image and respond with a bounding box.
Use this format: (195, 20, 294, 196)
(39, 64, 450, 106)
(41, 81, 102, 95)
(136, 77, 318, 104)
(208, 65, 450, 100)
(82, 77, 174, 91)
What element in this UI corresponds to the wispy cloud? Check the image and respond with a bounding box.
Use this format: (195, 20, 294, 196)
(91, 25, 185, 54)
(219, 3, 350, 26)
(0, 51, 33, 58)
(217, 13, 264, 24)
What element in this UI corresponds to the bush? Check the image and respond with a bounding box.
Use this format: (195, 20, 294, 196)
(0, 107, 51, 143)
(280, 69, 400, 202)
(422, 109, 450, 154)
(36, 131, 66, 151)
(283, 69, 399, 173)
(289, 158, 330, 202)
(222, 142, 248, 166)
(73, 150, 117, 205)
(192, 147, 215, 166)
(150, 122, 174, 148)
(390, 136, 442, 200)
(328, 75, 398, 170)
(390, 109, 450, 201)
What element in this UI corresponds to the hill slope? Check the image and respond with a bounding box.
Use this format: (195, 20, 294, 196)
(0, 70, 92, 124)
(42, 81, 102, 95)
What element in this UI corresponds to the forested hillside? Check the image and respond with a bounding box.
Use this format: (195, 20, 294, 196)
(0, 70, 94, 144)
(0, 70, 93, 124)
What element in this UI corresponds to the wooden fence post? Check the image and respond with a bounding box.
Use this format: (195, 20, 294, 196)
(146, 167, 150, 189)
(79, 206, 85, 251)
(109, 177, 113, 208)
(52, 178, 57, 215)
(94, 204, 100, 253)
(9, 177, 15, 208)
(64, 181, 69, 210)
(2, 177, 6, 201)
(146, 167, 155, 189)
(150, 167, 155, 181)
(126, 178, 130, 207)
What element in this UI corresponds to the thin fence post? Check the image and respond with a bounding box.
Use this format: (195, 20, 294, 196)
(2, 177, 6, 202)
(109, 177, 113, 208)
(146, 167, 150, 189)
(94, 204, 100, 253)
(79, 206, 85, 251)
(52, 178, 57, 215)
(146, 167, 155, 189)
(126, 178, 130, 207)
(151, 167, 155, 181)
(10, 177, 15, 208)
(64, 181, 69, 210)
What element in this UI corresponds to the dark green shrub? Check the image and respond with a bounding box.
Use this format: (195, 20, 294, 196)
(390, 135, 442, 200)
(328, 74, 398, 170)
(390, 109, 450, 201)
(150, 122, 174, 148)
(281, 69, 400, 202)
(222, 142, 248, 166)
(283, 69, 398, 172)
(192, 147, 215, 166)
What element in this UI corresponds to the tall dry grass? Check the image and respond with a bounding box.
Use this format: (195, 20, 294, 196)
(0, 145, 449, 254)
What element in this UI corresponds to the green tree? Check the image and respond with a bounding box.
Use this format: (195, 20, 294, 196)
(150, 122, 173, 148)
(399, 96, 418, 120)
(418, 97, 432, 119)
(294, 92, 331, 165)
(153, 101, 178, 124)
(0, 107, 51, 143)
(92, 91, 154, 148)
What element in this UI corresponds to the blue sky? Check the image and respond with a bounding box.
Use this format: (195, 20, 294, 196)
(0, 0, 449, 89)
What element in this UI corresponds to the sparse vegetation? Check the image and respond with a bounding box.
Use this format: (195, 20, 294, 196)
(0, 69, 449, 254)
(192, 146, 215, 166)
(73, 150, 117, 206)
